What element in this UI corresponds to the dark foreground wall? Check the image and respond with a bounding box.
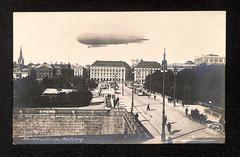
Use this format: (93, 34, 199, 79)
(13, 108, 147, 140)
(13, 109, 124, 138)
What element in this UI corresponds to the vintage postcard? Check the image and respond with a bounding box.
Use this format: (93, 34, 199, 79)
(13, 11, 225, 144)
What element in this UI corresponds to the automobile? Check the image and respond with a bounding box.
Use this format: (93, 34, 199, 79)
(128, 85, 133, 89)
(115, 89, 122, 94)
(145, 92, 151, 96)
(137, 90, 144, 96)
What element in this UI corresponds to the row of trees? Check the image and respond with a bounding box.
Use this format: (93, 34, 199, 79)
(144, 64, 225, 107)
(14, 69, 98, 108)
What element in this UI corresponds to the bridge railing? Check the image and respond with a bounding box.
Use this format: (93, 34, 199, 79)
(120, 108, 147, 135)
(13, 108, 111, 115)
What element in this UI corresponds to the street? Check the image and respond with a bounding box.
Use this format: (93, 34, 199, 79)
(117, 84, 224, 143)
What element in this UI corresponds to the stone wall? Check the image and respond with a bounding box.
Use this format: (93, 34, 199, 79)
(13, 108, 139, 138)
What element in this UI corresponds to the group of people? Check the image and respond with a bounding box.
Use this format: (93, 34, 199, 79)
(105, 94, 120, 108)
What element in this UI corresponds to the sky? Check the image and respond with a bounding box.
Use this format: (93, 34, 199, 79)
(13, 11, 226, 66)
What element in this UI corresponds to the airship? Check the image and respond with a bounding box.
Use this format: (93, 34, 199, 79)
(76, 33, 149, 48)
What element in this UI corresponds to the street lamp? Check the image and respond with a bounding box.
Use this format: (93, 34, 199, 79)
(161, 48, 167, 141)
(149, 68, 153, 97)
(173, 65, 177, 107)
(131, 68, 134, 113)
(49, 95, 52, 109)
(122, 70, 124, 96)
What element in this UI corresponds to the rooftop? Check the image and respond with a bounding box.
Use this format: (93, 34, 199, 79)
(91, 60, 131, 69)
(72, 64, 84, 69)
(135, 59, 161, 68)
(207, 54, 219, 57)
(35, 63, 53, 69)
(185, 61, 195, 64)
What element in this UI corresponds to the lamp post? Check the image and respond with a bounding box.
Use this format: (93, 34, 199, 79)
(131, 69, 134, 113)
(161, 48, 167, 141)
(122, 70, 124, 96)
(149, 68, 152, 97)
(173, 65, 177, 107)
(49, 95, 52, 109)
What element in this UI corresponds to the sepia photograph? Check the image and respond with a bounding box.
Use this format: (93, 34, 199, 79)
(13, 11, 225, 144)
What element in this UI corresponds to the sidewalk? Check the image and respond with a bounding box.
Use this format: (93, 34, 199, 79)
(117, 86, 224, 143)
(117, 88, 162, 142)
(151, 93, 220, 122)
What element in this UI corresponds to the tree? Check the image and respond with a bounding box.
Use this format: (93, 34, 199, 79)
(14, 64, 98, 108)
(144, 64, 225, 107)
(144, 70, 173, 95)
(14, 76, 43, 107)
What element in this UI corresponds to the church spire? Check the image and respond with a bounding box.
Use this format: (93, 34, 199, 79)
(20, 45, 22, 58)
(18, 45, 24, 66)
(162, 48, 167, 72)
(163, 48, 166, 61)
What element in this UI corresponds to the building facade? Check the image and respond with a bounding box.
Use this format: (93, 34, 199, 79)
(168, 61, 196, 72)
(134, 59, 161, 84)
(72, 64, 84, 77)
(90, 60, 131, 82)
(13, 67, 22, 80)
(34, 63, 54, 81)
(194, 54, 225, 65)
(13, 66, 29, 80)
(51, 64, 62, 76)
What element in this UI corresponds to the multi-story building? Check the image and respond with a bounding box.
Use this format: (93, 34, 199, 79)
(168, 61, 196, 72)
(194, 54, 225, 65)
(90, 60, 131, 82)
(27, 63, 39, 76)
(34, 63, 54, 81)
(134, 59, 161, 84)
(51, 64, 62, 76)
(20, 68, 29, 78)
(13, 67, 21, 80)
(72, 64, 84, 77)
(13, 66, 29, 80)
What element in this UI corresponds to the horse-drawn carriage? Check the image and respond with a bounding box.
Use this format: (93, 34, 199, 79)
(189, 109, 208, 124)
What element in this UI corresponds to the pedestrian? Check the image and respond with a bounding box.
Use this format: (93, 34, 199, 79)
(117, 98, 120, 108)
(135, 113, 139, 119)
(147, 103, 150, 111)
(195, 108, 199, 115)
(185, 108, 188, 116)
(154, 94, 156, 100)
(182, 101, 184, 107)
(113, 99, 116, 108)
(167, 137, 173, 144)
(167, 122, 172, 133)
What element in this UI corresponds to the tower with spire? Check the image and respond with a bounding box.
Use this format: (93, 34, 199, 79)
(162, 48, 167, 72)
(18, 45, 24, 67)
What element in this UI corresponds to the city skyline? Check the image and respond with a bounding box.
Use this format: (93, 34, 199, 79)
(14, 11, 226, 66)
